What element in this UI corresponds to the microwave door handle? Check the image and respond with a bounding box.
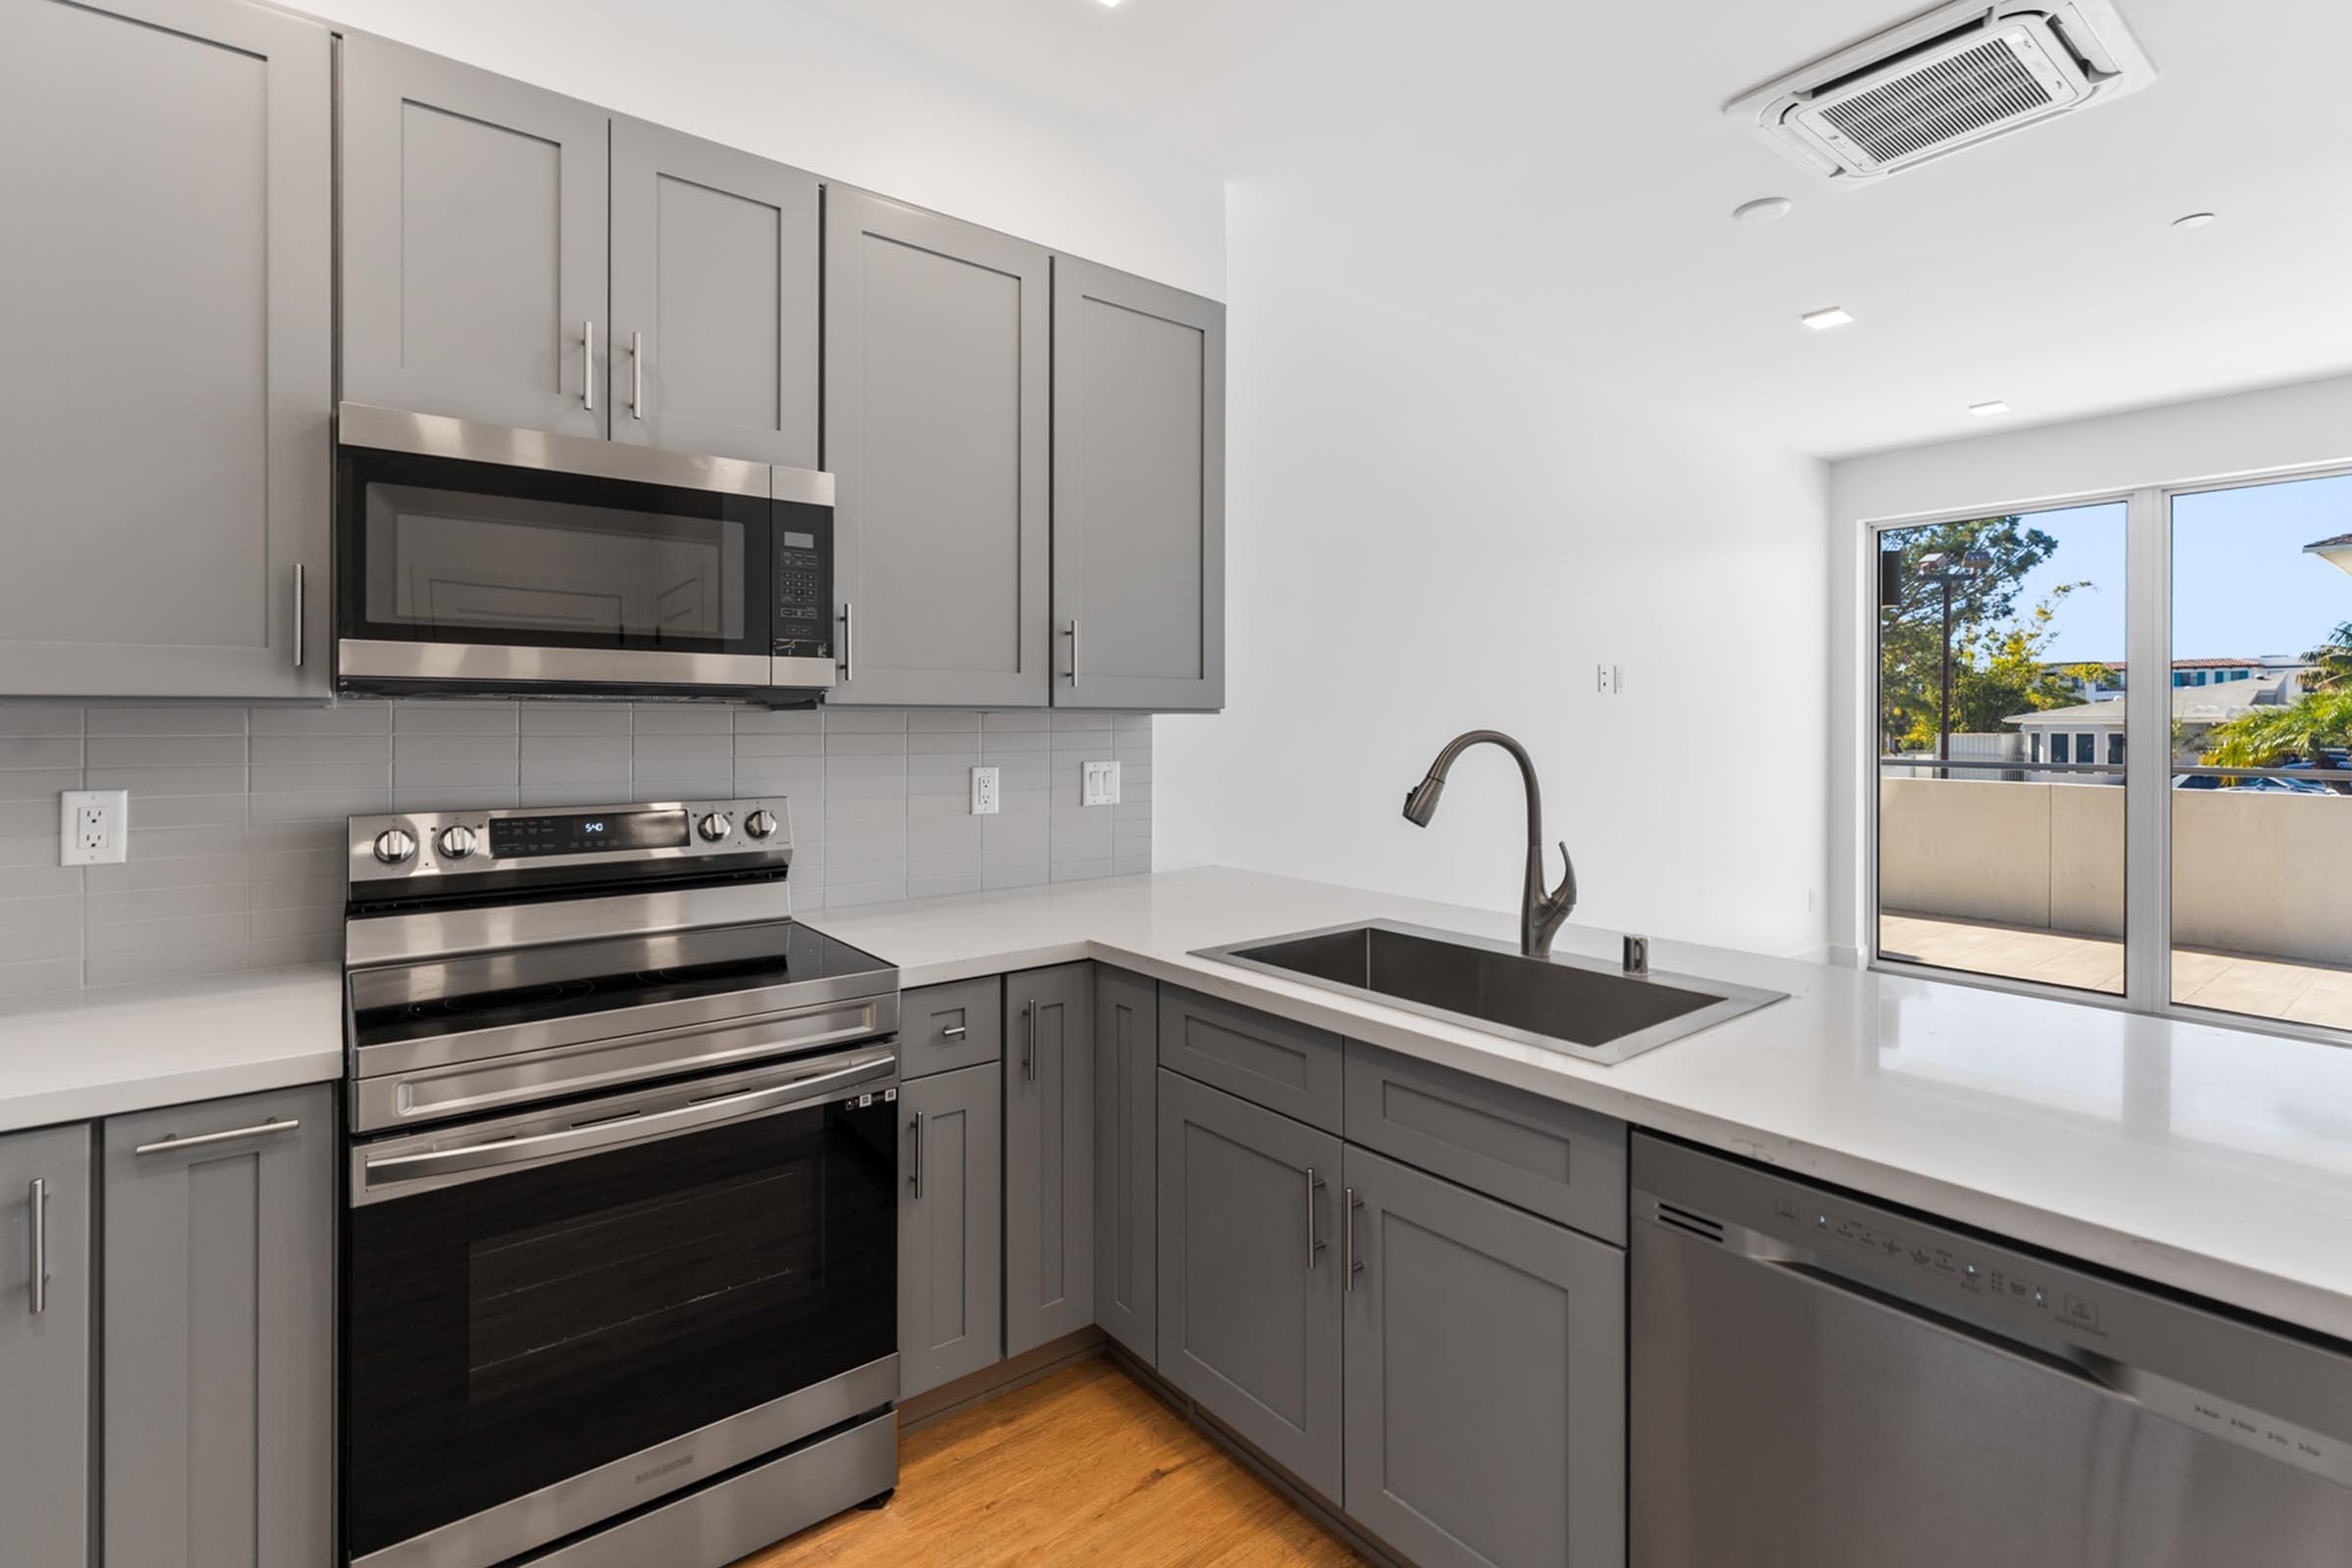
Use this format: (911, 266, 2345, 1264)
(361, 1054, 892, 1192)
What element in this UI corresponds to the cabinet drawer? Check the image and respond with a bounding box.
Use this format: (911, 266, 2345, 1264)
(1158, 987, 1342, 1133)
(1344, 1043, 1627, 1245)
(901, 976, 1004, 1080)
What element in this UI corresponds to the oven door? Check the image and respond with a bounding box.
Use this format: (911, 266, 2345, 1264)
(344, 1047, 899, 1568)
(335, 404, 785, 699)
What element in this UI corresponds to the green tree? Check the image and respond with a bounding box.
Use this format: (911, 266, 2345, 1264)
(1894, 589, 2085, 751)
(2304, 622, 2352, 693)
(1878, 514, 2084, 753)
(2199, 690, 2352, 769)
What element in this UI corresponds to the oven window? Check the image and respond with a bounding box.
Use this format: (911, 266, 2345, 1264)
(337, 447, 771, 655)
(344, 1096, 896, 1559)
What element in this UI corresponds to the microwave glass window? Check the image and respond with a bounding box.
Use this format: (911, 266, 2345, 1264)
(364, 484, 747, 644)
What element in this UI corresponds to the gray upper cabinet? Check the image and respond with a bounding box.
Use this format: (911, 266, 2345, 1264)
(0, 1123, 91, 1568)
(0, 0, 331, 699)
(102, 1085, 333, 1568)
(1093, 967, 1158, 1365)
(1004, 963, 1095, 1357)
(1157, 1069, 1344, 1501)
(342, 36, 609, 437)
(610, 119, 818, 467)
(824, 189, 1051, 707)
(1053, 257, 1226, 711)
(899, 1063, 1004, 1400)
(1342, 1145, 1626, 1568)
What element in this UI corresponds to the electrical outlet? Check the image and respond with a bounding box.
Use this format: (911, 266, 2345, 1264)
(61, 789, 128, 866)
(1082, 760, 1121, 807)
(970, 765, 1000, 815)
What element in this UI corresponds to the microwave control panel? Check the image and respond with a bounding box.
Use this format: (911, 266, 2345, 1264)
(774, 514, 833, 660)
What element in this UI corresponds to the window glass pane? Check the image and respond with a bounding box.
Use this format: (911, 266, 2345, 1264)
(1875, 503, 2129, 995)
(2170, 472, 2352, 1031)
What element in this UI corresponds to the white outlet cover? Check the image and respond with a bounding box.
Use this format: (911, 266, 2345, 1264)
(970, 764, 1000, 815)
(1082, 760, 1122, 807)
(61, 788, 128, 865)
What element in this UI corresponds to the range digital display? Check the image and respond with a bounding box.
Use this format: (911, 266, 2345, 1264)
(488, 808, 690, 859)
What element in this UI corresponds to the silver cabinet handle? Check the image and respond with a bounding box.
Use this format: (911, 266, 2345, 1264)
(1022, 999, 1038, 1081)
(1305, 1166, 1328, 1269)
(631, 330, 644, 419)
(583, 319, 596, 411)
(136, 1117, 299, 1157)
(291, 563, 306, 669)
(1346, 1187, 1363, 1292)
(909, 1110, 926, 1199)
(838, 602, 854, 683)
(25, 1179, 46, 1316)
(940, 1024, 968, 1040)
(1064, 618, 1080, 686)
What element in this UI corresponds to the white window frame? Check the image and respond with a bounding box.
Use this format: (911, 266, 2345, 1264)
(1861, 462, 2352, 1048)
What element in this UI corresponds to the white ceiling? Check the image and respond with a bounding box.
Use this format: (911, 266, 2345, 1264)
(789, 0, 2352, 458)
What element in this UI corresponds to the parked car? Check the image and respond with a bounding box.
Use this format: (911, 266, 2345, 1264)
(2174, 773, 2335, 795)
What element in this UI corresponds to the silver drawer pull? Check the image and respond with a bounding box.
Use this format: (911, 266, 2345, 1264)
(26, 1179, 47, 1316)
(583, 318, 596, 411)
(1346, 1187, 1364, 1291)
(630, 330, 645, 418)
(136, 1118, 299, 1157)
(941, 1024, 968, 1040)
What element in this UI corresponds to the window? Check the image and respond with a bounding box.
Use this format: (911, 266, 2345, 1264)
(1874, 502, 2129, 996)
(1869, 468, 2352, 1041)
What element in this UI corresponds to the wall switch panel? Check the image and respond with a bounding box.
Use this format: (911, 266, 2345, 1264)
(970, 765, 1000, 815)
(1082, 760, 1121, 807)
(61, 788, 128, 865)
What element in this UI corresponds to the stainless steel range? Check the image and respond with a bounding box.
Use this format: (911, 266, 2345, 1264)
(339, 796, 902, 1568)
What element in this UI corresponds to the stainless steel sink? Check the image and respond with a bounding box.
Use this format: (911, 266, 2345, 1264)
(1194, 919, 1785, 1065)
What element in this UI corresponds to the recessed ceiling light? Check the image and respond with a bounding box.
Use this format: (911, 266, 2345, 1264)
(1800, 306, 1854, 330)
(2172, 211, 2217, 230)
(1734, 197, 1794, 224)
(1970, 400, 2012, 417)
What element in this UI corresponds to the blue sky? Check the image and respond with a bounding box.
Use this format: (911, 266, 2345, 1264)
(1995, 475, 2352, 664)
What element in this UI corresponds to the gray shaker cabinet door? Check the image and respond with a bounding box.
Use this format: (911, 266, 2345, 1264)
(1156, 1069, 1344, 1502)
(1052, 257, 1226, 711)
(102, 1085, 334, 1568)
(824, 188, 1051, 707)
(1004, 963, 1094, 1356)
(341, 35, 609, 437)
(0, 1123, 91, 1568)
(610, 119, 818, 467)
(898, 1063, 1004, 1399)
(0, 0, 330, 698)
(1342, 1146, 1627, 1568)
(1092, 967, 1157, 1364)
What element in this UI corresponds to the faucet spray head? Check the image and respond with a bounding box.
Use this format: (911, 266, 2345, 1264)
(1401, 772, 1446, 827)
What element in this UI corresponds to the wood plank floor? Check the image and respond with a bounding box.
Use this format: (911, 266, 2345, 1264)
(736, 1358, 1370, 1568)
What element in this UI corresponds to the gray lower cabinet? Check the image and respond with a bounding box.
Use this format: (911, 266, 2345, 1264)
(1093, 967, 1158, 1364)
(1004, 964, 1096, 1356)
(0, 1124, 91, 1568)
(899, 1063, 1004, 1399)
(610, 118, 818, 467)
(824, 188, 1053, 707)
(1052, 257, 1226, 711)
(1, 0, 331, 699)
(1342, 1146, 1626, 1568)
(101, 1085, 333, 1568)
(342, 35, 610, 436)
(1157, 1068, 1345, 1500)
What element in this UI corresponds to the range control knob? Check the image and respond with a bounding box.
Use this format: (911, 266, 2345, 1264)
(697, 811, 732, 843)
(436, 825, 479, 860)
(371, 828, 417, 865)
(744, 808, 779, 840)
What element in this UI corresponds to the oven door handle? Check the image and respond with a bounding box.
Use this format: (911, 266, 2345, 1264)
(360, 1054, 894, 1191)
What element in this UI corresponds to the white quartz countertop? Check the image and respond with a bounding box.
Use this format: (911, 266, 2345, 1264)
(806, 867, 2352, 1343)
(0, 964, 343, 1133)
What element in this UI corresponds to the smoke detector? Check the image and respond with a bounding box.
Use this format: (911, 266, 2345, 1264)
(1728, 2, 2157, 186)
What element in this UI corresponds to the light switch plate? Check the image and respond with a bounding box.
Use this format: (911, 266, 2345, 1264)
(1082, 760, 1121, 807)
(970, 765, 1000, 815)
(61, 788, 128, 865)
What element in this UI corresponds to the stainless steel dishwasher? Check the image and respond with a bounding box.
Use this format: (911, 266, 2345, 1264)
(1631, 1133, 2352, 1567)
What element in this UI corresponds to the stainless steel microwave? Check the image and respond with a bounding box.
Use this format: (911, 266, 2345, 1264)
(334, 404, 835, 702)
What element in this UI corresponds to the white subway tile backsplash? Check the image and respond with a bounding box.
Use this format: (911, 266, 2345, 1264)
(0, 704, 1150, 995)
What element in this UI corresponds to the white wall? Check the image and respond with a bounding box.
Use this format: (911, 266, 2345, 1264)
(1823, 371, 2352, 958)
(307, 0, 1226, 299)
(1156, 184, 1832, 959)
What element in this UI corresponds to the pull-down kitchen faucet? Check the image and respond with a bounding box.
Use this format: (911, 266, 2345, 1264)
(1401, 729, 1578, 959)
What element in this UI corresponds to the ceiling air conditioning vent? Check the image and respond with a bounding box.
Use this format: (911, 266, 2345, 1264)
(1728, 1, 2157, 185)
